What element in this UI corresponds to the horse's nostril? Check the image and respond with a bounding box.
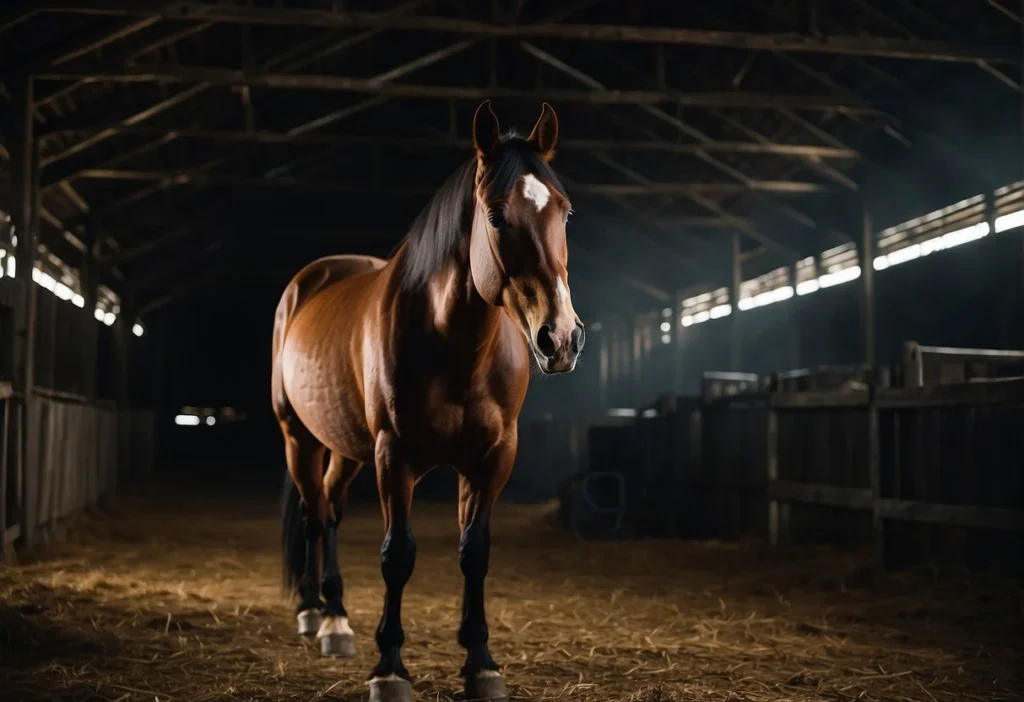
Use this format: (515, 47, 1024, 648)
(536, 325, 557, 359)
(572, 322, 585, 353)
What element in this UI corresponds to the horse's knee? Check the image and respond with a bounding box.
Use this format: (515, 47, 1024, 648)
(458, 522, 490, 580)
(302, 511, 324, 541)
(381, 523, 416, 587)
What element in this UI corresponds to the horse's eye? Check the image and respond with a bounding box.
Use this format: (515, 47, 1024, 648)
(488, 211, 507, 229)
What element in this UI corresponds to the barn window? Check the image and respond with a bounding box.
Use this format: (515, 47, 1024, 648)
(737, 266, 793, 311)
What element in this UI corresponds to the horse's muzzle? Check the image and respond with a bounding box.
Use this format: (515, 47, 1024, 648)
(534, 320, 585, 374)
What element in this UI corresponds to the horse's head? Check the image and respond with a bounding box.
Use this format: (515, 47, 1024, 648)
(468, 100, 584, 375)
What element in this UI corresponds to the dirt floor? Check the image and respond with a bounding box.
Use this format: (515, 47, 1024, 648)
(1, 489, 1022, 702)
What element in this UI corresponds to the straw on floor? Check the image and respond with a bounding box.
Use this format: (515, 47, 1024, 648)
(1, 490, 1021, 701)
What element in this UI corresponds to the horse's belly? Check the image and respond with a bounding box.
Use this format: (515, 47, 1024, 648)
(281, 337, 375, 464)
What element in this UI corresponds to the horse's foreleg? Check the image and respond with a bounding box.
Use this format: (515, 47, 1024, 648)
(317, 453, 361, 658)
(369, 432, 417, 702)
(457, 438, 515, 702)
(285, 437, 327, 637)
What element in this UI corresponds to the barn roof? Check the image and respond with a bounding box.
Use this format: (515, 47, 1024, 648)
(0, 0, 1021, 321)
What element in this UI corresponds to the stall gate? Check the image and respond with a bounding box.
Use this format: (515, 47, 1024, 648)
(562, 343, 1024, 570)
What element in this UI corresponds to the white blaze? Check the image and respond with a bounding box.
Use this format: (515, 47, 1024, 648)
(521, 174, 550, 212)
(555, 276, 569, 305)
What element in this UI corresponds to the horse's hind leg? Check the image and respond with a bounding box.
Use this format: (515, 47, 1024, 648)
(317, 452, 362, 658)
(282, 422, 328, 637)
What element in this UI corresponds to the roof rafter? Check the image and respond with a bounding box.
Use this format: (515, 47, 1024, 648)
(520, 41, 830, 252)
(41, 1, 1020, 63)
(38, 125, 860, 160)
(37, 0, 434, 175)
(69, 167, 829, 195)
(31, 64, 886, 116)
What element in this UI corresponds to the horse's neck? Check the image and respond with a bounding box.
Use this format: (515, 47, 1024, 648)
(423, 254, 503, 348)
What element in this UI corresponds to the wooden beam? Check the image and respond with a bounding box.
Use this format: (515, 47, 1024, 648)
(579, 181, 828, 195)
(42, 2, 1020, 63)
(68, 168, 828, 195)
(39, 125, 861, 159)
(520, 42, 824, 250)
(0, 4, 41, 35)
(35, 0, 434, 175)
(655, 215, 754, 228)
(25, 17, 160, 70)
(139, 271, 219, 316)
(34, 21, 216, 112)
(106, 226, 197, 266)
(33, 64, 884, 114)
(988, 0, 1021, 23)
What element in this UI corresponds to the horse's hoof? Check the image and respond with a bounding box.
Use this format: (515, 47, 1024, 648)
(317, 615, 356, 657)
(296, 608, 322, 637)
(465, 671, 510, 701)
(368, 675, 413, 702)
(320, 633, 357, 657)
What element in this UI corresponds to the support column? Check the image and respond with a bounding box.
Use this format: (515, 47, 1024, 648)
(788, 260, 801, 368)
(115, 289, 135, 485)
(729, 231, 743, 371)
(859, 205, 883, 568)
(672, 288, 685, 392)
(859, 209, 876, 368)
(10, 75, 39, 546)
(80, 234, 99, 402)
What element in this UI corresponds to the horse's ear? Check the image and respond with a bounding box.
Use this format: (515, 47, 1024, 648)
(527, 103, 559, 162)
(472, 100, 501, 157)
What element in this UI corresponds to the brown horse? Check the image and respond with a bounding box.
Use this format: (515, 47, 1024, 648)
(274, 101, 584, 702)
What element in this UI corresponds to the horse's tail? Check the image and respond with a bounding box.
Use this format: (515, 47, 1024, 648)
(281, 468, 305, 598)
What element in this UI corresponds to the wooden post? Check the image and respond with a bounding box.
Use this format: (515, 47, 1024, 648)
(10, 75, 40, 547)
(598, 329, 609, 411)
(766, 399, 780, 545)
(860, 206, 884, 568)
(0, 388, 10, 561)
(860, 209, 876, 369)
(80, 237, 99, 402)
(115, 289, 135, 484)
(788, 260, 801, 368)
(730, 232, 743, 371)
(673, 289, 685, 392)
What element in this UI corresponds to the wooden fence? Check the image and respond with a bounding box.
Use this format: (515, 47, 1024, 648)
(560, 342, 1024, 570)
(1, 385, 155, 555)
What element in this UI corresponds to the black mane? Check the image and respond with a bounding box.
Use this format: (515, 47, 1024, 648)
(397, 131, 568, 290)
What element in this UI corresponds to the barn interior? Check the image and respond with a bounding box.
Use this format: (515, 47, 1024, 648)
(1, 2, 1023, 701)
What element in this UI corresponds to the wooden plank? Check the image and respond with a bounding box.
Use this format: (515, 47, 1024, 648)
(768, 479, 874, 510)
(766, 407, 781, 545)
(917, 345, 1024, 362)
(878, 377, 1024, 408)
(33, 387, 89, 404)
(877, 499, 1024, 531)
(868, 396, 884, 566)
(772, 388, 870, 408)
(0, 397, 9, 555)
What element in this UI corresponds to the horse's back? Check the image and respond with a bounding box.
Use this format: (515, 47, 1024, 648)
(272, 254, 388, 422)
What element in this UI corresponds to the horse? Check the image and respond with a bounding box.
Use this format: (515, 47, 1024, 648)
(274, 100, 584, 702)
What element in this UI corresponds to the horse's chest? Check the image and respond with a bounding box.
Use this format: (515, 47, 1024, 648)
(395, 372, 509, 458)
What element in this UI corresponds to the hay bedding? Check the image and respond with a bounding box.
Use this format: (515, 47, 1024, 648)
(1, 492, 1021, 702)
